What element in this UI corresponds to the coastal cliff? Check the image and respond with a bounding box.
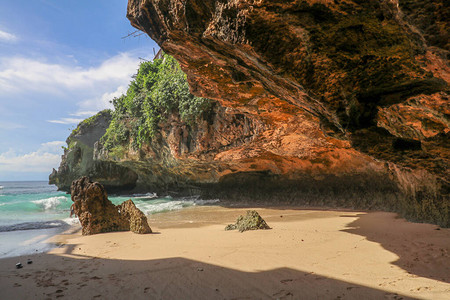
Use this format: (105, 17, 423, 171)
(51, 0, 448, 226)
(49, 110, 138, 193)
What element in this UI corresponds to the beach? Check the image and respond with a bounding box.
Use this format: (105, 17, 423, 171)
(0, 206, 449, 299)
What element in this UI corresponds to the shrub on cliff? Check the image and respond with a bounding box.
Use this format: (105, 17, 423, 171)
(101, 54, 212, 151)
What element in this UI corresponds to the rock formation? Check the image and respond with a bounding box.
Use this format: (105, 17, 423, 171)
(225, 210, 270, 232)
(50, 110, 138, 193)
(117, 200, 153, 234)
(123, 0, 449, 226)
(71, 177, 151, 235)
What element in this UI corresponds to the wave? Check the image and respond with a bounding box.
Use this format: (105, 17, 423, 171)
(0, 185, 3, 189)
(32, 196, 67, 210)
(130, 192, 158, 200)
(0, 220, 69, 232)
(137, 198, 220, 215)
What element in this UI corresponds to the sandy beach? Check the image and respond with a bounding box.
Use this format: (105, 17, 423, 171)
(0, 206, 448, 299)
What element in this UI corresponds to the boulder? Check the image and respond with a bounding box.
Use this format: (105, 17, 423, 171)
(71, 177, 151, 235)
(118, 200, 152, 234)
(225, 210, 270, 232)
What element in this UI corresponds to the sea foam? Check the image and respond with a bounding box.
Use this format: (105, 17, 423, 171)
(136, 198, 220, 215)
(32, 196, 67, 210)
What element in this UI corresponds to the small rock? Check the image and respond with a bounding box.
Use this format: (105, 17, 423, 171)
(16, 263, 23, 269)
(197, 268, 204, 272)
(27, 259, 33, 264)
(225, 210, 270, 232)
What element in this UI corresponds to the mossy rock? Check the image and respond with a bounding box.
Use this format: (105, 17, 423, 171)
(225, 210, 271, 232)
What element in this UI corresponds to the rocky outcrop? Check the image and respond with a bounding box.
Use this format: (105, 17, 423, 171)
(49, 110, 138, 193)
(225, 210, 270, 232)
(124, 0, 449, 226)
(71, 177, 151, 235)
(117, 200, 153, 234)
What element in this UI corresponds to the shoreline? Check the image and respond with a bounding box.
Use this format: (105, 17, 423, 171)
(0, 206, 449, 299)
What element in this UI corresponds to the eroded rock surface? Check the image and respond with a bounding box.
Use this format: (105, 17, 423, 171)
(125, 0, 449, 226)
(118, 200, 152, 234)
(71, 177, 151, 235)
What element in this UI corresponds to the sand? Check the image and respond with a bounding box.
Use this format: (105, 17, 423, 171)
(0, 206, 449, 299)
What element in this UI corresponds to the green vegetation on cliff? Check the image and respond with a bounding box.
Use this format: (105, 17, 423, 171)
(102, 54, 212, 151)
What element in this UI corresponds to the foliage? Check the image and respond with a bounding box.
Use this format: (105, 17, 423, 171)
(101, 54, 213, 151)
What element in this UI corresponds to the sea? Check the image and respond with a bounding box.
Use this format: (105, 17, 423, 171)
(0, 181, 219, 258)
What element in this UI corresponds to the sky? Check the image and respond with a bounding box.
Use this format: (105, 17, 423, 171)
(0, 0, 158, 181)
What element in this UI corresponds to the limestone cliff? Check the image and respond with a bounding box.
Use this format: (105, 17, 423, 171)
(123, 0, 448, 226)
(49, 110, 138, 193)
(50, 0, 449, 227)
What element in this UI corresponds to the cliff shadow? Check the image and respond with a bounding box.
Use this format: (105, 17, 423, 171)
(341, 212, 450, 284)
(1, 253, 414, 300)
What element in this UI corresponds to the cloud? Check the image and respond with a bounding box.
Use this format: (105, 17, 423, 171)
(47, 118, 84, 125)
(0, 141, 64, 173)
(0, 52, 139, 95)
(78, 85, 126, 112)
(70, 111, 98, 117)
(0, 30, 18, 43)
(0, 120, 24, 130)
(40, 141, 66, 153)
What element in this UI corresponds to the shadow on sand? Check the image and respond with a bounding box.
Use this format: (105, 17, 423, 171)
(1, 250, 411, 300)
(341, 212, 449, 284)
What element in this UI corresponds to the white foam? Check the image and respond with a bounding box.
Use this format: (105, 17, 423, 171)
(0, 185, 3, 189)
(137, 200, 187, 214)
(193, 199, 220, 205)
(131, 192, 158, 199)
(136, 198, 220, 215)
(62, 217, 80, 226)
(32, 196, 66, 210)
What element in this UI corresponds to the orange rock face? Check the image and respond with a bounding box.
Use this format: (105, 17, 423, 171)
(125, 0, 449, 226)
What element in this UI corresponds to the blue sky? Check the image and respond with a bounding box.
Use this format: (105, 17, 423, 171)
(0, 0, 158, 181)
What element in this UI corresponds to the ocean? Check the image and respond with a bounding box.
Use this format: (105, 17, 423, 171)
(0, 181, 218, 258)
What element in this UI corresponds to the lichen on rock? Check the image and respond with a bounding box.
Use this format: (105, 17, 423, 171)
(225, 210, 270, 232)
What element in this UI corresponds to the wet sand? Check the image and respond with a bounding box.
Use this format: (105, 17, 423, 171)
(0, 206, 449, 299)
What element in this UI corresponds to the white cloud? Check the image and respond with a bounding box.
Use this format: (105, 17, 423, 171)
(70, 111, 98, 117)
(40, 141, 66, 153)
(47, 118, 84, 125)
(78, 85, 126, 112)
(0, 141, 64, 173)
(0, 30, 18, 43)
(0, 121, 24, 130)
(0, 52, 139, 95)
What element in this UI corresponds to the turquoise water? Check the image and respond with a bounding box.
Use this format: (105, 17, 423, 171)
(0, 181, 218, 257)
(0, 181, 219, 232)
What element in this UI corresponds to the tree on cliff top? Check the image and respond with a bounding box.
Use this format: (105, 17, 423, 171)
(101, 54, 212, 151)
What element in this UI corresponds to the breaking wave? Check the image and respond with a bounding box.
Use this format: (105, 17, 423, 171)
(136, 198, 220, 215)
(32, 196, 67, 210)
